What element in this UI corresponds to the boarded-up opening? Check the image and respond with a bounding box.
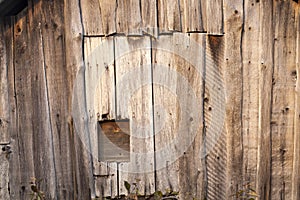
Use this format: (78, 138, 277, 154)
(98, 119, 130, 162)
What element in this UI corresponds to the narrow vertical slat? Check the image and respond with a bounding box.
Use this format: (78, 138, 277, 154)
(256, 0, 274, 199)
(99, 0, 117, 36)
(141, 0, 158, 37)
(242, 0, 260, 190)
(206, 0, 223, 35)
(116, 0, 142, 35)
(152, 33, 205, 199)
(81, 0, 103, 35)
(223, 0, 244, 198)
(157, 0, 181, 33)
(180, 0, 204, 32)
(84, 37, 118, 198)
(115, 36, 155, 196)
(205, 36, 227, 200)
(271, 1, 297, 199)
(292, 6, 300, 200)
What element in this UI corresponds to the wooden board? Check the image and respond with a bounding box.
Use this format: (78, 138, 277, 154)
(256, 0, 274, 198)
(157, 0, 181, 33)
(271, 1, 297, 199)
(180, 0, 204, 32)
(206, 0, 223, 35)
(116, 0, 142, 36)
(241, 0, 260, 192)
(141, 0, 158, 37)
(115, 36, 155, 196)
(292, 6, 300, 199)
(0, 145, 10, 200)
(81, 0, 103, 35)
(152, 33, 205, 199)
(205, 35, 227, 200)
(84, 36, 117, 198)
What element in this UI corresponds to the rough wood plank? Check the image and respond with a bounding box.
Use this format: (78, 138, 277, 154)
(141, 0, 158, 37)
(99, 0, 117, 36)
(223, 0, 244, 198)
(241, 0, 260, 191)
(205, 36, 227, 200)
(152, 33, 205, 199)
(84, 37, 118, 198)
(179, 0, 204, 32)
(157, 0, 181, 33)
(0, 19, 10, 144)
(292, 6, 300, 200)
(271, 1, 297, 199)
(206, 0, 223, 35)
(116, 0, 142, 35)
(81, 0, 103, 35)
(0, 145, 10, 200)
(256, 0, 273, 198)
(115, 36, 155, 196)
(64, 0, 94, 198)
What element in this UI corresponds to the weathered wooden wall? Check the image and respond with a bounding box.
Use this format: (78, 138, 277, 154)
(0, 0, 299, 200)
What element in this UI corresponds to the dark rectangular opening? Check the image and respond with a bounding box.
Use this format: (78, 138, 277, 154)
(0, 0, 28, 16)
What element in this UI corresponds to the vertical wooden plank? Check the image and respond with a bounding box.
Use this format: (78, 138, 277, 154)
(0, 19, 10, 145)
(152, 33, 205, 199)
(99, 0, 117, 36)
(180, 0, 204, 32)
(84, 37, 118, 198)
(81, 0, 103, 35)
(141, 0, 158, 37)
(0, 18, 11, 200)
(158, 0, 181, 33)
(256, 0, 273, 199)
(206, 0, 223, 35)
(205, 36, 227, 200)
(271, 1, 297, 199)
(292, 5, 300, 200)
(64, 0, 94, 198)
(116, 0, 142, 36)
(115, 36, 155, 196)
(241, 0, 260, 191)
(223, 0, 244, 198)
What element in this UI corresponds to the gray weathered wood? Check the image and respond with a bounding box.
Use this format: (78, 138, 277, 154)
(141, 0, 158, 37)
(116, 0, 142, 36)
(157, 0, 181, 33)
(81, 0, 103, 35)
(271, 1, 296, 199)
(98, 0, 117, 36)
(292, 6, 300, 200)
(152, 33, 205, 199)
(206, 0, 223, 35)
(115, 36, 155, 196)
(223, 0, 244, 198)
(0, 145, 10, 200)
(241, 0, 260, 191)
(84, 37, 118, 198)
(256, 0, 273, 198)
(180, 0, 204, 32)
(205, 35, 227, 200)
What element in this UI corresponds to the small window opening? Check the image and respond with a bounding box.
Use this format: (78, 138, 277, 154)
(98, 119, 130, 162)
(0, 0, 28, 16)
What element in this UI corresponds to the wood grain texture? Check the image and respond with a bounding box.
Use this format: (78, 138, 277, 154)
(180, 0, 204, 32)
(292, 6, 300, 200)
(115, 36, 155, 196)
(223, 0, 244, 198)
(152, 33, 205, 199)
(84, 37, 118, 198)
(0, 19, 10, 145)
(256, 0, 273, 199)
(141, 0, 158, 37)
(116, 0, 142, 35)
(98, 0, 117, 36)
(241, 0, 260, 192)
(0, 145, 9, 200)
(206, 0, 223, 35)
(81, 0, 103, 35)
(205, 35, 227, 200)
(158, 0, 181, 33)
(271, 1, 297, 199)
